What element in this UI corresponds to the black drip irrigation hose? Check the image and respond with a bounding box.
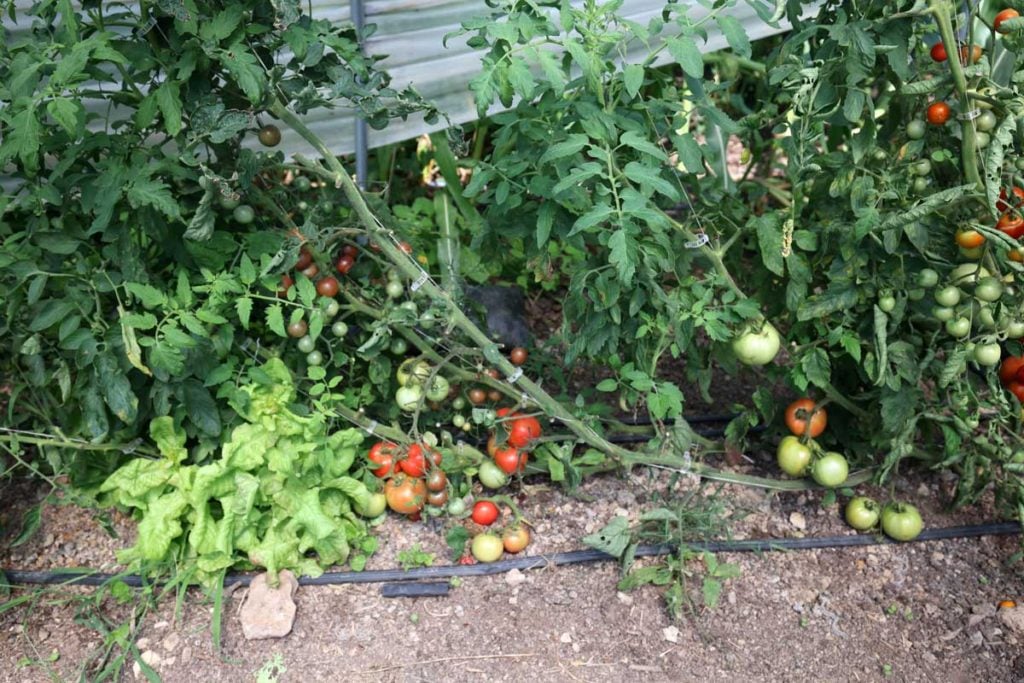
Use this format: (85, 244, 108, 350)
(3, 522, 1018, 591)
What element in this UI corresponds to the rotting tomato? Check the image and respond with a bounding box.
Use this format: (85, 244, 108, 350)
(502, 526, 530, 554)
(384, 474, 427, 515)
(471, 500, 500, 526)
(367, 441, 398, 478)
(995, 8, 1021, 33)
(507, 415, 542, 448)
(784, 398, 827, 438)
(494, 446, 527, 474)
(926, 101, 951, 125)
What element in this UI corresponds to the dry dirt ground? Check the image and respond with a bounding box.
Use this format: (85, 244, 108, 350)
(2, 460, 1024, 683)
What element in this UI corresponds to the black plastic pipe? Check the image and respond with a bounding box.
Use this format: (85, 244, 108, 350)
(2, 522, 1018, 590)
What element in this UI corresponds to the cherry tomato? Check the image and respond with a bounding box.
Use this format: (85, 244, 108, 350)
(958, 44, 982, 64)
(508, 415, 542, 448)
(384, 474, 426, 515)
(286, 319, 308, 338)
(400, 443, 429, 477)
(906, 120, 926, 140)
(295, 247, 313, 271)
(278, 274, 294, 297)
(926, 102, 951, 126)
(784, 398, 827, 438)
(335, 255, 355, 274)
(426, 468, 447, 492)
(468, 388, 486, 405)
(258, 124, 281, 146)
(478, 460, 509, 489)
(315, 276, 339, 298)
(426, 489, 449, 507)
(509, 347, 528, 365)
(305, 350, 323, 366)
(494, 446, 527, 474)
(332, 321, 349, 337)
(342, 244, 359, 258)
(997, 213, 1024, 239)
(367, 441, 398, 478)
(297, 335, 315, 353)
(995, 8, 1020, 33)
(301, 262, 320, 279)
(471, 500, 500, 526)
(930, 42, 947, 62)
(502, 526, 530, 554)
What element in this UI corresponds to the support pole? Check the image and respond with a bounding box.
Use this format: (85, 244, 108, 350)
(351, 0, 369, 190)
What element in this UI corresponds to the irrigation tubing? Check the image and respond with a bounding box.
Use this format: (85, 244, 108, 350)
(3, 522, 1018, 590)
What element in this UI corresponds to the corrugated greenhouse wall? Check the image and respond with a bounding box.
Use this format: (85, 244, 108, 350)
(4, 1, 794, 157)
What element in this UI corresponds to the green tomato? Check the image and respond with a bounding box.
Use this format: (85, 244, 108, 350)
(811, 452, 849, 488)
(907, 288, 926, 301)
(977, 306, 997, 330)
(1005, 320, 1024, 338)
(452, 396, 466, 411)
(452, 414, 467, 428)
(881, 503, 923, 541)
(912, 159, 932, 176)
(306, 350, 324, 366)
(356, 493, 387, 518)
(321, 298, 341, 318)
(331, 321, 349, 337)
(917, 268, 940, 288)
(912, 177, 928, 193)
(219, 194, 240, 210)
(731, 322, 782, 366)
(478, 460, 509, 489)
(878, 295, 897, 313)
(975, 131, 991, 150)
(777, 436, 813, 477)
(974, 276, 1003, 303)
(976, 110, 997, 132)
(844, 496, 881, 531)
(447, 498, 467, 516)
(974, 342, 1002, 366)
(232, 204, 255, 224)
(390, 337, 409, 355)
(294, 176, 312, 191)
(425, 375, 451, 403)
(419, 310, 438, 329)
(946, 317, 971, 337)
(935, 285, 961, 307)
(950, 263, 990, 285)
(395, 384, 424, 412)
(297, 335, 315, 353)
(931, 306, 955, 322)
(399, 301, 418, 316)
(907, 119, 927, 140)
(471, 533, 505, 562)
(386, 281, 404, 299)
(397, 358, 432, 386)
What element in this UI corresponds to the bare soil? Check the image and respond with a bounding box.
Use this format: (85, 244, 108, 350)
(2, 457, 1023, 683)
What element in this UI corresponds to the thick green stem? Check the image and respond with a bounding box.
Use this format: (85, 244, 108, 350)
(930, 0, 983, 191)
(0, 430, 159, 457)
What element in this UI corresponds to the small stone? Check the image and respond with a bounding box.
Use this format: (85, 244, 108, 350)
(571, 642, 581, 653)
(616, 591, 633, 606)
(37, 629, 49, 641)
(916, 483, 931, 497)
(240, 570, 299, 640)
(662, 626, 680, 643)
(968, 613, 989, 628)
(141, 651, 162, 668)
(999, 606, 1024, 634)
(921, 651, 938, 666)
(505, 569, 526, 587)
(559, 632, 573, 644)
(153, 621, 169, 630)
(179, 646, 192, 665)
(136, 638, 151, 650)
(162, 633, 181, 652)
(972, 603, 998, 617)
(508, 596, 517, 605)
(789, 512, 807, 531)
(969, 631, 984, 647)
(727, 591, 736, 606)
(164, 657, 176, 667)
(930, 552, 945, 567)
(43, 534, 55, 548)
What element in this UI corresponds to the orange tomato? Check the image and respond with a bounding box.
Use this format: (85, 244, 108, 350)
(995, 9, 1020, 33)
(784, 398, 828, 438)
(958, 44, 983, 64)
(955, 228, 985, 249)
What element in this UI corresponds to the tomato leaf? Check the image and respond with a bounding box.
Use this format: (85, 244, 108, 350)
(582, 515, 631, 559)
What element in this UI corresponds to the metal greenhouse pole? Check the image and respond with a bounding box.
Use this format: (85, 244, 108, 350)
(351, 0, 369, 190)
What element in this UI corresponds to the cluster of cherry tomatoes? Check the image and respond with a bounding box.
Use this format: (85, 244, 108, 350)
(366, 441, 447, 517)
(467, 499, 531, 562)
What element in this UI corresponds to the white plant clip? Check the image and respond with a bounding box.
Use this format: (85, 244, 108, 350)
(685, 232, 709, 249)
(960, 108, 982, 121)
(364, 420, 378, 435)
(506, 367, 523, 383)
(410, 271, 429, 292)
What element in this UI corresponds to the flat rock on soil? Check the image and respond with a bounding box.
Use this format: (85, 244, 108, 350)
(240, 570, 299, 640)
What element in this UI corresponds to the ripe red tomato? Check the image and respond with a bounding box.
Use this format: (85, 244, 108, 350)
(784, 398, 827, 438)
(342, 244, 359, 258)
(926, 102, 951, 125)
(295, 247, 313, 271)
(468, 388, 486, 405)
(316, 276, 340, 298)
(930, 42, 947, 62)
(955, 228, 985, 249)
(997, 187, 1024, 213)
(471, 500, 500, 526)
(400, 443, 429, 477)
(1002, 356, 1024, 385)
(507, 416, 542, 448)
(1009, 381, 1024, 402)
(301, 262, 320, 279)
(495, 407, 514, 418)
(995, 8, 1020, 33)
(384, 474, 426, 515)
(494, 446, 527, 474)
(426, 468, 447, 492)
(367, 441, 398, 478)
(335, 255, 355, 274)
(509, 347, 528, 365)
(998, 213, 1024, 239)
(278, 274, 294, 298)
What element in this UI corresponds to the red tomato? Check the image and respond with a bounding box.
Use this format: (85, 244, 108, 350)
(958, 44, 982, 64)
(277, 274, 294, 297)
(426, 468, 447, 492)
(295, 247, 313, 271)
(342, 244, 359, 258)
(368, 441, 398, 478)
(930, 43, 947, 62)
(400, 443, 428, 477)
(496, 407, 514, 418)
(508, 416, 542, 448)
(1000, 357, 1024, 385)
(995, 8, 1020, 33)
(335, 255, 355, 274)
(384, 474, 426, 515)
(471, 500, 500, 526)
(997, 213, 1024, 239)
(316, 276, 340, 298)
(1008, 380, 1024, 402)
(997, 187, 1024, 213)
(494, 446, 527, 474)
(784, 398, 827, 438)
(502, 526, 530, 553)
(926, 102, 951, 126)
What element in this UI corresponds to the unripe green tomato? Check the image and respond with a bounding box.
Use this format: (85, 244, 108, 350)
(233, 204, 255, 224)
(447, 498, 467, 516)
(471, 533, 505, 563)
(399, 300, 418, 316)
(1017, 157, 1024, 172)
(811, 452, 849, 488)
(872, 149, 887, 162)
(975, 132, 991, 150)
(294, 176, 312, 191)
(322, 298, 341, 318)
(907, 119, 927, 139)
(844, 496, 881, 530)
(932, 306, 955, 322)
(878, 295, 897, 313)
(950, 263, 991, 285)
(935, 286, 961, 307)
(907, 288, 926, 301)
(386, 281, 404, 299)
(425, 375, 451, 402)
(912, 177, 928, 193)
(960, 246, 984, 260)
(912, 159, 932, 176)
(395, 384, 423, 412)
(386, 268, 402, 282)
(974, 342, 1002, 366)
(452, 396, 466, 411)
(297, 335, 315, 353)
(356, 492, 387, 518)
(917, 268, 940, 288)
(390, 337, 409, 355)
(946, 317, 971, 337)
(419, 310, 437, 329)
(976, 110, 997, 132)
(478, 460, 509, 489)
(219, 194, 240, 210)
(1005, 320, 1024, 338)
(977, 306, 997, 330)
(331, 321, 349, 337)
(974, 276, 1003, 303)
(462, 421, 473, 432)
(452, 414, 467, 428)
(306, 350, 324, 366)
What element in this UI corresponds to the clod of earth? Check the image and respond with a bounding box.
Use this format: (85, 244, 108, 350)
(240, 570, 299, 640)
